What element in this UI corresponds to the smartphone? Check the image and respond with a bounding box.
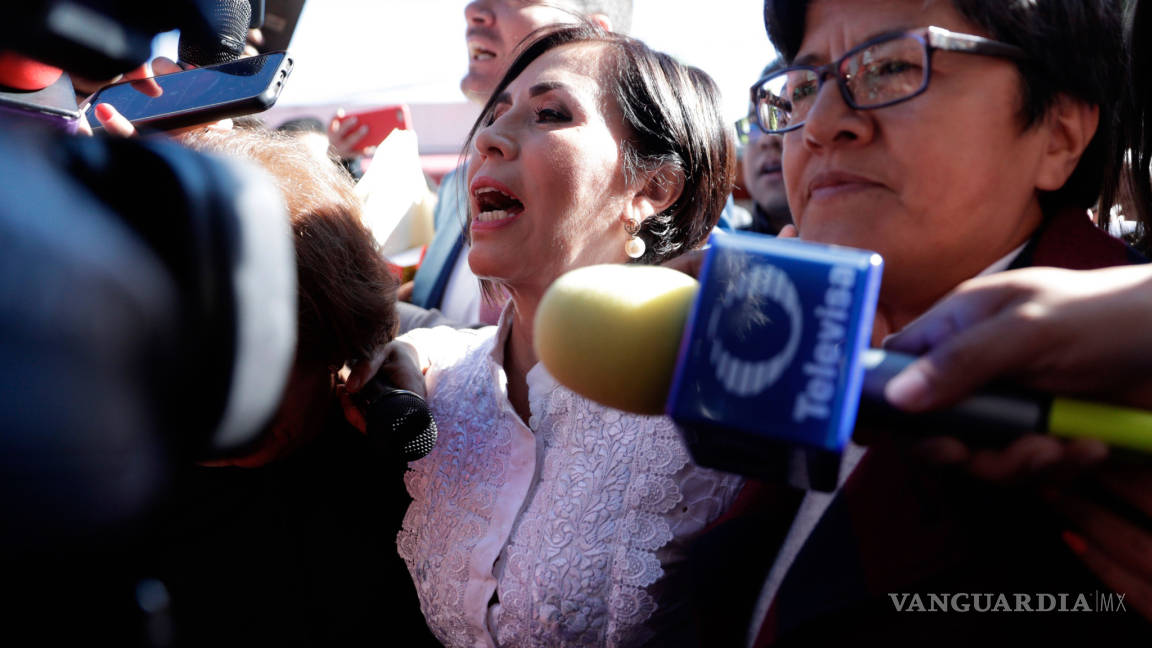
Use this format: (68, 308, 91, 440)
(332, 104, 412, 155)
(84, 51, 293, 131)
(0, 73, 83, 134)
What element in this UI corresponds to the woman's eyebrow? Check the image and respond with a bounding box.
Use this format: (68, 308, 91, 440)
(792, 25, 917, 66)
(491, 81, 569, 106)
(529, 81, 568, 97)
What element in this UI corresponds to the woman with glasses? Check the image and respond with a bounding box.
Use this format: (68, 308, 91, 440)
(717, 0, 1152, 646)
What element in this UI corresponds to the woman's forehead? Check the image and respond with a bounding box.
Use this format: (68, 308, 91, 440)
(796, 0, 975, 60)
(513, 42, 612, 94)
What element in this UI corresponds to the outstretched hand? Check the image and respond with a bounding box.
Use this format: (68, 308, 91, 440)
(329, 108, 373, 159)
(884, 265, 1152, 412)
(80, 57, 233, 137)
(879, 264, 1152, 482)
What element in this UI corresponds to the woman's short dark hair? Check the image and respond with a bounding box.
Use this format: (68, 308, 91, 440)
(763, 0, 1127, 215)
(462, 23, 736, 266)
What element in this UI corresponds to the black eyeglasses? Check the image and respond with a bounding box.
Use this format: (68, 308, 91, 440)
(751, 26, 1027, 134)
(734, 113, 768, 147)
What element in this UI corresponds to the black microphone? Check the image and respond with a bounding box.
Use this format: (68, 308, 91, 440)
(354, 377, 439, 462)
(178, 0, 252, 67)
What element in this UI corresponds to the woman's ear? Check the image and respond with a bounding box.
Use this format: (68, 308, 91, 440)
(627, 164, 684, 223)
(1035, 94, 1099, 192)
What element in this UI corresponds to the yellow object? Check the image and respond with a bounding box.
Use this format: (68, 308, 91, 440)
(534, 264, 698, 415)
(1049, 399, 1152, 454)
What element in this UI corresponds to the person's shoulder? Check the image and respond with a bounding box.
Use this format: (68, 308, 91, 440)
(1024, 206, 1149, 270)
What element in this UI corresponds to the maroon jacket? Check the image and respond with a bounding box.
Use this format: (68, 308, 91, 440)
(694, 208, 1149, 647)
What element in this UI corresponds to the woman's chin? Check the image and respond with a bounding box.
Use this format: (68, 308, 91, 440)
(467, 251, 515, 284)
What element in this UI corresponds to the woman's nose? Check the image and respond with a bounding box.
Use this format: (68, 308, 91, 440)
(801, 79, 874, 151)
(474, 119, 518, 160)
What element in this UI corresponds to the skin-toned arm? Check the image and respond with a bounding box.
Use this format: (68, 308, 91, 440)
(883, 265, 1152, 412)
(877, 264, 1152, 480)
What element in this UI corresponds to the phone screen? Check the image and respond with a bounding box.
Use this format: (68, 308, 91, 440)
(86, 52, 289, 129)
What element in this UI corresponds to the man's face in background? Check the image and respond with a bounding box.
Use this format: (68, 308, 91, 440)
(460, 0, 582, 102)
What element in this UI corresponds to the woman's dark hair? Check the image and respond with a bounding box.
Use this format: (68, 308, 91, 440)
(1124, 0, 1152, 255)
(461, 23, 735, 267)
(763, 0, 1127, 217)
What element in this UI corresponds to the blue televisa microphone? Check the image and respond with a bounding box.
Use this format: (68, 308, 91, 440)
(666, 233, 882, 491)
(536, 232, 1152, 492)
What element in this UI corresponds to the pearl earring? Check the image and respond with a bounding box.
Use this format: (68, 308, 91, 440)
(624, 218, 646, 259)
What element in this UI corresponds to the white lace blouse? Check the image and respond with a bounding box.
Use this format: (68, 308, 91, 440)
(397, 312, 743, 647)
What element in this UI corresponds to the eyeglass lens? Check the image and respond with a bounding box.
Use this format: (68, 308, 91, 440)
(757, 34, 929, 131)
(736, 115, 768, 146)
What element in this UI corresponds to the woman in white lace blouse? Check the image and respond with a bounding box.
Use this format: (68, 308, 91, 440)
(391, 25, 742, 647)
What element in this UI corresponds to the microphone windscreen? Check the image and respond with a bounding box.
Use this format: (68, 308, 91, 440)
(361, 385, 439, 462)
(179, 0, 252, 67)
(534, 264, 698, 415)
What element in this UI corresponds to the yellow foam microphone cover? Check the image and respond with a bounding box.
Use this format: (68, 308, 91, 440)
(534, 264, 698, 415)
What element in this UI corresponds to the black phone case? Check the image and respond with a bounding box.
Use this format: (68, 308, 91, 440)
(91, 52, 294, 132)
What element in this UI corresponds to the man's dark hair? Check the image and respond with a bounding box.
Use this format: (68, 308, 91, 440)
(763, 0, 1127, 215)
(464, 23, 735, 266)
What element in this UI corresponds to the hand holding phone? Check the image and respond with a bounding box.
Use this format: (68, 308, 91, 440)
(330, 105, 412, 157)
(83, 51, 293, 132)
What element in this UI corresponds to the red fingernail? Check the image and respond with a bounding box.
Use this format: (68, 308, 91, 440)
(95, 103, 114, 121)
(1062, 530, 1088, 556)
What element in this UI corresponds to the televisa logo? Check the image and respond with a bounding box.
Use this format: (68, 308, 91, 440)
(707, 262, 802, 397)
(792, 264, 856, 422)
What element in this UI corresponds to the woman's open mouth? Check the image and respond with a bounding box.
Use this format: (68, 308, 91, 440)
(473, 184, 524, 224)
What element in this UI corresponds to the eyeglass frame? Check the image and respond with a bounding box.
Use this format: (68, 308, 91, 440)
(734, 113, 771, 147)
(750, 26, 1029, 134)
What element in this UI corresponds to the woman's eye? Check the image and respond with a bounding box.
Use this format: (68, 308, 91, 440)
(535, 108, 570, 123)
(866, 59, 918, 78)
(484, 106, 509, 126)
